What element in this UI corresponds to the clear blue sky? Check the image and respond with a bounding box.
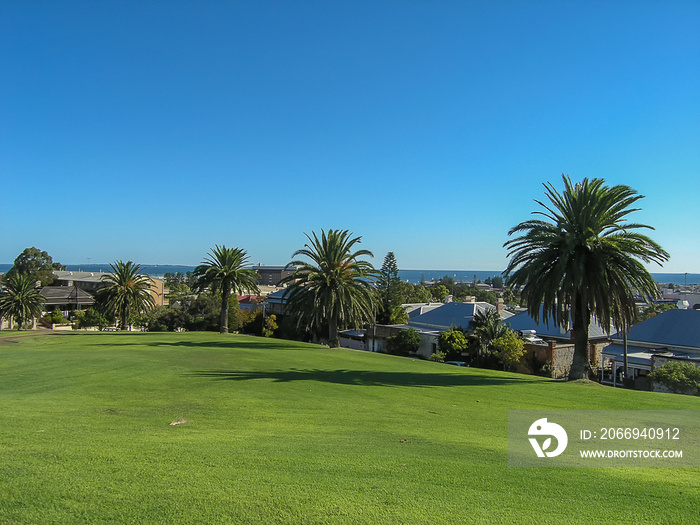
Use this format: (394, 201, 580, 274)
(2, 1, 698, 272)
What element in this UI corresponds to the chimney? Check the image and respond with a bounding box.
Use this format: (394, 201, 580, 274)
(497, 298, 504, 316)
(444, 295, 453, 304)
(469, 296, 476, 303)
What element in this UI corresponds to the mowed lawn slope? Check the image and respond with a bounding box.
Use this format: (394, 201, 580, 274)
(0, 332, 698, 524)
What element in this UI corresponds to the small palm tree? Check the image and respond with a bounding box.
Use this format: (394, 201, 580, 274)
(0, 273, 45, 330)
(504, 176, 669, 379)
(194, 246, 260, 334)
(281, 229, 379, 347)
(99, 261, 156, 330)
(468, 308, 508, 363)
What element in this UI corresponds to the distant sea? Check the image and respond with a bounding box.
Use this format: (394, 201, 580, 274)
(1, 264, 698, 286)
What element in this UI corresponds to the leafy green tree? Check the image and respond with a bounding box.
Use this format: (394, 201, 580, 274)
(437, 276, 456, 294)
(639, 302, 675, 322)
(180, 292, 220, 331)
(649, 361, 700, 396)
(238, 307, 264, 336)
(493, 330, 526, 371)
(281, 229, 379, 347)
(194, 245, 260, 334)
(431, 285, 450, 302)
(163, 271, 195, 303)
(163, 272, 195, 288)
(386, 328, 421, 356)
(74, 308, 111, 330)
(0, 273, 46, 329)
(142, 306, 186, 332)
(503, 288, 516, 305)
(263, 314, 278, 337)
(437, 328, 469, 361)
(7, 247, 65, 286)
(400, 282, 432, 303)
(98, 261, 156, 330)
(504, 176, 669, 379)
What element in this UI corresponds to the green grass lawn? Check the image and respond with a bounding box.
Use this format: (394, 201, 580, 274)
(0, 331, 698, 524)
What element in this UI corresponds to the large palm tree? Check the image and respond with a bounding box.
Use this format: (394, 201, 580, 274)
(504, 176, 669, 379)
(281, 229, 379, 347)
(99, 261, 156, 330)
(0, 273, 45, 330)
(194, 245, 260, 334)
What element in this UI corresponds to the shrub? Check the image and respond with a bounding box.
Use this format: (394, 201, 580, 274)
(50, 310, 68, 324)
(238, 308, 264, 336)
(493, 330, 525, 371)
(437, 329, 469, 361)
(386, 328, 421, 356)
(650, 361, 700, 396)
(76, 308, 111, 330)
(263, 314, 278, 337)
(145, 306, 186, 332)
(429, 351, 446, 363)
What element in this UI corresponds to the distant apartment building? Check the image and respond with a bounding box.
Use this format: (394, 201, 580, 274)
(250, 265, 295, 287)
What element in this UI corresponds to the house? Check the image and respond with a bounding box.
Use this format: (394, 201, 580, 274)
(39, 286, 95, 314)
(660, 291, 700, 310)
(338, 329, 367, 351)
(52, 270, 169, 307)
(601, 309, 700, 390)
(367, 299, 512, 359)
(237, 295, 264, 310)
(264, 288, 288, 316)
(404, 302, 444, 319)
(506, 306, 616, 377)
(408, 300, 509, 332)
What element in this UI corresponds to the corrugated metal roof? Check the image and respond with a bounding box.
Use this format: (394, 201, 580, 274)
(506, 305, 615, 340)
(39, 286, 95, 305)
(614, 309, 700, 350)
(408, 302, 495, 330)
(53, 271, 107, 283)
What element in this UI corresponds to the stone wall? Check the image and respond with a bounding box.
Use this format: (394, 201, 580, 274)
(519, 341, 575, 379)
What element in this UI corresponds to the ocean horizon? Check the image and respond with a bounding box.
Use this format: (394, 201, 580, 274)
(1, 263, 698, 286)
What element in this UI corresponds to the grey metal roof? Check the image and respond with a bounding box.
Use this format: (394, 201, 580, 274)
(506, 305, 615, 340)
(408, 302, 495, 330)
(264, 289, 287, 303)
(53, 270, 108, 283)
(404, 303, 444, 319)
(39, 286, 95, 306)
(602, 342, 700, 366)
(613, 309, 700, 350)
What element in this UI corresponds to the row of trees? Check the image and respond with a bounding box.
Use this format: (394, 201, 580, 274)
(1, 176, 670, 381)
(0, 248, 68, 329)
(276, 175, 669, 381)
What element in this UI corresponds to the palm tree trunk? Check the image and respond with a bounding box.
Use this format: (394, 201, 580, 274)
(570, 296, 590, 380)
(121, 304, 129, 330)
(220, 283, 230, 334)
(328, 317, 339, 347)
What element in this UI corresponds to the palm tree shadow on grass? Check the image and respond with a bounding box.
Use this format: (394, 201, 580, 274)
(85, 339, 291, 351)
(190, 368, 542, 388)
